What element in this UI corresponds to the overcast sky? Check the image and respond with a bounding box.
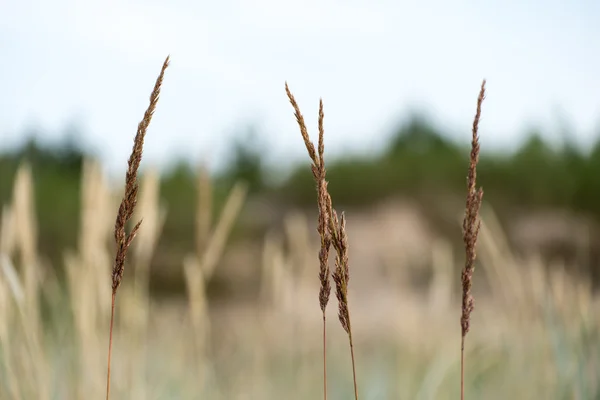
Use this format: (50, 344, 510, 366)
(1, 0, 599, 174)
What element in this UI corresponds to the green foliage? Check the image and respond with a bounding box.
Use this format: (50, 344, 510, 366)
(160, 161, 196, 254)
(3, 116, 600, 272)
(221, 125, 266, 194)
(0, 137, 82, 263)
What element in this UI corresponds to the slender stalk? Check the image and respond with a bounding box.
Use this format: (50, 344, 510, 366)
(330, 211, 358, 400)
(460, 336, 465, 400)
(285, 84, 333, 400)
(348, 328, 358, 400)
(323, 313, 327, 400)
(106, 291, 116, 400)
(460, 79, 486, 400)
(105, 56, 169, 400)
(285, 84, 359, 400)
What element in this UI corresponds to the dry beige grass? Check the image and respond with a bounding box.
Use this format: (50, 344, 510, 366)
(66, 158, 114, 398)
(184, 174, 247, 387)
(1, 62, 599, 400)
(0, 157, 598, 399)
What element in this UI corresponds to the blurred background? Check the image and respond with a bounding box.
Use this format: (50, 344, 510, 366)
(1, 0, 600, 399)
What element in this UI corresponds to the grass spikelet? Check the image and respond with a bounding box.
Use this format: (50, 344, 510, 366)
(460, 79, 486, 400)
(105, 55, 170, 400)
(285, 83, 358, 400)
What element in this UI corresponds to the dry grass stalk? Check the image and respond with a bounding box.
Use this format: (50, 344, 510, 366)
(65, 250, 104, 396)
(106, 55, 169, 400)
(460, 79, 486, 400)
(183, 255, 211, 379)
(0, 205, 19, 346)
(285, 83, 358, 400)
(12, 165, 40, 328)
(80, 160, 115, 325)
(184, 174, 247, 385)
(196, 164, 213, 257)
(10, 163, 50, 400)
(283, 211, 313, 285)
(477, 209, 593, 327)
(128, 167, 165, 399)
(329, 211, 358, 398)
(0, 205, 16, 257)
(0, 207, 22, 400)
(428, 238, 454, 312)
(261, 231, 283, 308)
(260, 230, 277, 305)
(261, 229, 296, 314)
(133, 167, 166, 294)
(198, 181, 247, 281)
(63, 158, 115, 397)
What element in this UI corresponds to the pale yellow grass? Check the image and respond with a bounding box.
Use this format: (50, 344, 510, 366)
(0, 161, 598, 399)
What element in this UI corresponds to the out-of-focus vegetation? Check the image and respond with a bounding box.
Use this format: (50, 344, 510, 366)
(1, 144, 599, 399)
(281, 116, 600, 213)
(2, 112, 600, 399)
(2, 114, 600, 285)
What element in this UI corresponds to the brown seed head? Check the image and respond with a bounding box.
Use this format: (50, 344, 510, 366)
(285, 82, 318, 169)
(112, 56, 169, 293)
(332, 212, 350, 333)
(460, 79, 485, 338)
(285, 84, 359, 398)
(318, 99, 325, 172)
(286, 83, 333, 314)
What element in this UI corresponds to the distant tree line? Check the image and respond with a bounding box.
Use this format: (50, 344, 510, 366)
(2, 114, 600, 269)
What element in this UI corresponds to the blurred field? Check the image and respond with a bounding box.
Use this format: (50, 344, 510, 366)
(0, 155, 599, 399)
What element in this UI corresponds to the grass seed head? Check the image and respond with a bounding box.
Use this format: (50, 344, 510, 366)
(460, 79, 486, 338)
(112, 56, 170, 293)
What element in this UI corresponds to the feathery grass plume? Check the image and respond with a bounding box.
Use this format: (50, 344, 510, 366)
(106, 55, 169, 400)
(198, 181, 247, 281)
(460, 79, 486, 400)
(11, 163, 50, 400)
(283, 211, 312, 285)
(12, 165, 40, 327)
(129, 167, 165, 400)
(184, 178, 247, 388)
(64, 158, 114, 397)
(330, 211, 358, 398)
(261, 230, 292, 309)
(80, 159, 115, 322)
(0, 205, 22, 400)
(285, 83, 358, 400)
(1, 205, 16, 259)
(133, 167, 165, 294)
